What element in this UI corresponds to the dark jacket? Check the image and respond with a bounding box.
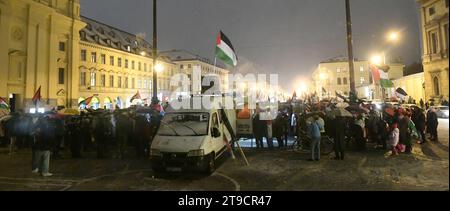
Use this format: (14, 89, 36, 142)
(34, 119, 54, 151)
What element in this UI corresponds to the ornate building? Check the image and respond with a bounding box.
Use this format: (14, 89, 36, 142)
(0, 0, 229, 112)
(418, 0, 449, 103)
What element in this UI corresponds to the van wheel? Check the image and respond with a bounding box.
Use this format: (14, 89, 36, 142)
(205, 153, 216, 174)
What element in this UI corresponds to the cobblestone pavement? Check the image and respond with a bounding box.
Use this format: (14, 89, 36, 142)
(0, 119, 448, 191)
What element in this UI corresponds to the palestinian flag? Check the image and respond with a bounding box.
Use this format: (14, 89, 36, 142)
(32, 86, 42, 106)
(78, 96, 93, 107)
(130, 91, 141, 102)
(215, 31, 238, 67)
(395, 88, 408, 99)
(0, 97, 9, 110)
(370, 65, 394, 88)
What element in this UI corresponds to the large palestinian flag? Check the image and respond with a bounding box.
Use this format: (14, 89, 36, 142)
(216, 31, 238, 67)
(370, 65, 394, 88)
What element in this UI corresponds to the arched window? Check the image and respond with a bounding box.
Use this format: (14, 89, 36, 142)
(343, 77, 348, 85)
(337, 78, 342, 85)
(433, 76, 440, 96)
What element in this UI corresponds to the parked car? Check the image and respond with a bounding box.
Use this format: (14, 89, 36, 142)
(428, 106, 449, 119)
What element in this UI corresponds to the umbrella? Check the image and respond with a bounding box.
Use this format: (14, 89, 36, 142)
(346, 105, 369, 114)
(395, 88, 408, 97)
(332, 108, 353, 118)
(58, 108, 81, 116)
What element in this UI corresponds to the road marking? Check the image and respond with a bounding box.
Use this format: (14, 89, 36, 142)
(214, 172, 240, 191)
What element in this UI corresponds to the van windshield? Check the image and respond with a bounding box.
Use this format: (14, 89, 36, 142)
(158, 113, 209, 136)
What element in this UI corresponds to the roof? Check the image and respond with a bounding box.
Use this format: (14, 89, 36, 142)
(80, 16, 154, 58)
(160, 49, 226, 69)
(320, 56, 366, 64)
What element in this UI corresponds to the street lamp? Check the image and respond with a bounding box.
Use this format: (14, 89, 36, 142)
(155, 63, 164, 73)
(370, 54, 384, 66)
(387, 31, 400, 43)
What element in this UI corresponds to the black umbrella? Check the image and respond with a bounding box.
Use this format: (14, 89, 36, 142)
(395, 88, 408, 97)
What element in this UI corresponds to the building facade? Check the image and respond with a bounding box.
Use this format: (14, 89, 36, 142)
(0, 0, 85, 112)
(312, 57, 404, 99)
(1, 0, 230, 112)
(418, 0, 449, 103)
(357, 73, 425, 102)
(160, 50, 230, 96)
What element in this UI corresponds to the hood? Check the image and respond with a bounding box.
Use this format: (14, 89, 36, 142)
(151, 135, 206, 153)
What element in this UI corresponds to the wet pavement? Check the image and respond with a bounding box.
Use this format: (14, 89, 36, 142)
(0, 119, 448, 191)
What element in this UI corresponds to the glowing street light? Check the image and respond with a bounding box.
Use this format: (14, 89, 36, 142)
(370, 54, 384, 66)
(155, 63, 164, 73)
(387, 31, 400, 43)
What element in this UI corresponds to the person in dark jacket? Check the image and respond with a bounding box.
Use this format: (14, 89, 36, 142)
(32, 117, 54, 177)
(93, 116, 107, 159)
(334, 117, 346, 160)
(252, 107, 265, 149)
(398, 112, 412, 154)
(427, 108, 439, 142)
(66, 117, 82, 158)
(412, 108, 426, 144)
(115, 111, 130, 159)
(273, 112, 286, 148)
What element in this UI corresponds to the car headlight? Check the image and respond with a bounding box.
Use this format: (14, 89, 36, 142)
(150, 149, 162, 157)
(187, 149, 204, 157)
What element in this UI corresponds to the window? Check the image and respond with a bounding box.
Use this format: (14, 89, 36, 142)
(138, 62, 141, 71)
(125, 59, 129, 68)
(59, 42, 65, 51)
(434, 77, 440, 96)
(144, 63, 147, 72)
(343, 77, 348, 85)
(360, 66, 364, 72)
(91, 52, 97, 63)
(360, 77, 365, 84)
(430, 31, 438, 54)
(101, 54, 106, 64)
(137, 79, 142, 88)
(58, 68, 65, 84)
(337, 68, 342, 73)
(110, 75, 114, 87)
(125, 77, 128, 88)
(132, 61, 135, 70)
(132, 78, 135, 89)
(80, 72, 86, 86)
(180, 64, 184, 69)
(81, 50, 87, 61)
(90, 72, 96, 86)
(188, 64, 192, 69)
(126, 46, 131, 52)
(118, 58, 122, 67)
(446, 0, 449, 8)
(118, 76, 122, 88)
(110, 56, 114, 66)
(337, 78, 342, 85)
(429, 6, 436, 16)
(143, 80, 148, 89)
(101, 74, 106, 87)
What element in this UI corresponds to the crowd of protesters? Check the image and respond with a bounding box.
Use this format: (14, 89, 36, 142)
(0, 99, 165, 177)
(250, 96, 442, 161)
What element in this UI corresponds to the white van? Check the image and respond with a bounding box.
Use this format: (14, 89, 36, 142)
(150, 100, 236, 174)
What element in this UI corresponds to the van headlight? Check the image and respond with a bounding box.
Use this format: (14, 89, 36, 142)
(150, 149, 162, 157)
(187, 149, 204, 157)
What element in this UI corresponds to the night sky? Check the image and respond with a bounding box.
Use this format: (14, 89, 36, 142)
(80, 0, 422, 92)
